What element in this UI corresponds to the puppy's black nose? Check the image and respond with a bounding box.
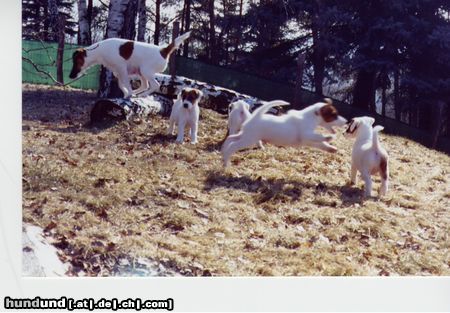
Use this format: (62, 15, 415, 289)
(183, 103, 188, 109)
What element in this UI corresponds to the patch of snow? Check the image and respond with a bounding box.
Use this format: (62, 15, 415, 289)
(22, 224, 69, 277)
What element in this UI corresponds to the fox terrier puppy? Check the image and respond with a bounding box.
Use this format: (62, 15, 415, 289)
(221, 99, 347, 167)
(227, 100, 263, 149)
(168, 88, 203, 144)
(344, 116, 389, 197)
(69, 32, 191, 98)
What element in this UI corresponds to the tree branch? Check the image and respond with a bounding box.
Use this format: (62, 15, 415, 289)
(22, 56, 61, 85)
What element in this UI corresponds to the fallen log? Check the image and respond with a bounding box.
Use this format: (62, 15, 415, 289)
(90, 74, 282, 125)
(153, 74, 261, 114)
(90, 93, 173, 125)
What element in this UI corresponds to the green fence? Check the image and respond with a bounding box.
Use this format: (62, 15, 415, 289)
(22, 40, 100, 90)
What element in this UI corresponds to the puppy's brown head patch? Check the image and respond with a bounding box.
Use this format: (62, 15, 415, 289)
(69, 48, 87, 79)
(319, 103, 339, 122)
(119, 41, 134, 60)
(160, 42, 175, 59)
(181, 88, 202, 103)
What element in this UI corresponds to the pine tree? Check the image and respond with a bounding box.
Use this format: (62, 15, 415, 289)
(22, 0, 77, 41)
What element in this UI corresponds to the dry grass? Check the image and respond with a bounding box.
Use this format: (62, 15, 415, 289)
(23, 84, 450, 276)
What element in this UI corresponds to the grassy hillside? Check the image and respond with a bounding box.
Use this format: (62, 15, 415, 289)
(23, 84, 450, 276)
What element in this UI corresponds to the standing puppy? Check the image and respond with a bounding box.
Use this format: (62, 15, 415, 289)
(168, 88, 203, 144)
(69, 32, 191, 98)
(227, 100, 263, 149)
(344, 116, 389, 197)
(221, 99, 347, 168)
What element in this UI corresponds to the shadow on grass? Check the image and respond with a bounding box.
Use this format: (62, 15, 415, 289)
(203, 170, 312, 203)
(204, 140, 223, 152)
(204, 170, 366, 206)
(140, 133, 175, 145)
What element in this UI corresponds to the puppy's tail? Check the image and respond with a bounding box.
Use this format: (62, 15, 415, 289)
(160, 31, 191, 59)
(174, 31, 192, 48)
(251, 100, 290, 120)
(372, 125, 384, 150)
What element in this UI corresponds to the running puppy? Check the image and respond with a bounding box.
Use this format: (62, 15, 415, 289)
(344, 116, 389, 197)
(69, 32, 191, 98)
(227, 100, 263, 149)
(168, 88, 203, 144)
(221, 99, 347, 168)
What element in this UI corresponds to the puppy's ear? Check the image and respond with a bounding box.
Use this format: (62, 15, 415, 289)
(180, 89, 187, 99)
(367, 117, 375, 126)
(346, 118, 360, 134)
(228, 102, 235, 113)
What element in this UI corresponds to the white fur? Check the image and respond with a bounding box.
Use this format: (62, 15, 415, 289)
(221, 100, 348, 167)
(167, 89, 202, 144)
(73, 32, 191, 98)
(228, 100, 263, 149)
(344, 116, 389, 197)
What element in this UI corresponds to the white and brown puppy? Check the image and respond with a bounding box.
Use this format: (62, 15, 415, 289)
(168, 88, 203, 144)
(227, 100, 264, 149)
(69, 32, 191, 98)
(344, 116, 389, 197)
(221, 99, 348, 167)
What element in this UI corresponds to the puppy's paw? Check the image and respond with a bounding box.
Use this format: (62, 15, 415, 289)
(191, 140, 198, 145)
(222, 159, 230, 168)
(325, 134, 335, 142)
(175, 139, 184, 144)
(258, 141, 265, 150)
(327, 145, 338, 153)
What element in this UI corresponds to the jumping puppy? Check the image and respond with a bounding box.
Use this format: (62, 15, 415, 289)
(344, 116, 389, 197)
(69, 32, 191, 98)
(168, 88, 203, 144)
(221, 99, 347, 168)
(227, 100, 263, 149)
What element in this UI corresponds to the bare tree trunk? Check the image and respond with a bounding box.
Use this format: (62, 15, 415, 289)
(77, 0, 91, 45)
(183, 0, 191, 56)
(352, 69, 376, 112)
(56, 16, 65, 84)
(121, 0, 138, 39)
(311, 0, 325, 95)
(381, 87, 386, 117)
(208, 0, 217, 62)
(137, 0, 147, 41)
(43, 3, 50, 41)
(87, 0, 93, 43)
(233, 0, 243, 62)
(293, 52, 306, 108)
(394, 69, 401, 121)
(169, 22, 180, 77)
(154, 0, 161, 45)
(430, 100, 445, 148)
(99, 0, 137, 98)
(106, 0, 129, 38)
(48, 0, 59, 42)
(312, 28, 324, 95)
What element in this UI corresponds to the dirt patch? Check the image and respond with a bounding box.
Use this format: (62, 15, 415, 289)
(23, 84, 450, 276)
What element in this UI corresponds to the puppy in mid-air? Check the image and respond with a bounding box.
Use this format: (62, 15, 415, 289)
(344, 116, 389, 197)
(221, 99, 347, 167)
(69, 32, 191, 98)
(227, 100, 263, 149)
(168, 88, 203, 144)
